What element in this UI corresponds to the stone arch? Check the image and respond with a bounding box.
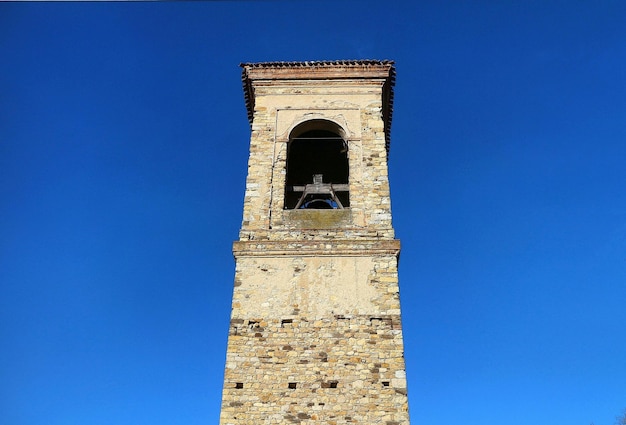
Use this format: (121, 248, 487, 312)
(287, 118, 349, 141)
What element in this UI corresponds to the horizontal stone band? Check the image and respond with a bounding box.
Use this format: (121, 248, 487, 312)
(233, 239, 400, 258)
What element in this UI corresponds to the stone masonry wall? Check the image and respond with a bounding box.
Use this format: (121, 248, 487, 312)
(239, 80, 395, 241)
(220, 252, 409, 425)
(221, 316, 408, 425)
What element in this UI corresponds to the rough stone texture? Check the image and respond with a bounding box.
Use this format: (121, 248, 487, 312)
(220, 61, 410, 424)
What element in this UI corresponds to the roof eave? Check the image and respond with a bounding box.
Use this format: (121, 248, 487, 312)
(240, 60, 396, 152)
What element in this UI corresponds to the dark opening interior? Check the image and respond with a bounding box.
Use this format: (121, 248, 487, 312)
(284, 129, 349, 209)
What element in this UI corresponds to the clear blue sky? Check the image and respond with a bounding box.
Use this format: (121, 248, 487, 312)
(2, 1, 625, 424)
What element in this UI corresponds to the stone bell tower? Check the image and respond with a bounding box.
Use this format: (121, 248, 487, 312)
(220, 60, 410, 424)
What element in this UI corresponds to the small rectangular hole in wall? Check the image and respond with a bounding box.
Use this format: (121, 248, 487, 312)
(281, 319, 293, 327)
(288, 382, 297, 389)
(329, 381, 338, 388)
(382, 381, 390, 387)
(370, 317, 394, 329)
(235, 382, 244, 389)
(370, 317, 383, 325)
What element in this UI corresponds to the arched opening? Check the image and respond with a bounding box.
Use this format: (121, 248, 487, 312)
(284, 120, 349, 209)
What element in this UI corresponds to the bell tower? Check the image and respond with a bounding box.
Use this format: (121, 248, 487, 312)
(220, 60, 410, 424)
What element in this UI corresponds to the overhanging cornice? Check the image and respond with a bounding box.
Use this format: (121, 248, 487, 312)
(240, 60, 396, 153)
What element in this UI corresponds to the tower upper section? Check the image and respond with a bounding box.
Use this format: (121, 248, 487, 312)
(238, 60, 397, 242)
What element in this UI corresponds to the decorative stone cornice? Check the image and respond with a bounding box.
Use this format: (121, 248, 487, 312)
(233, 239, 401, 258)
